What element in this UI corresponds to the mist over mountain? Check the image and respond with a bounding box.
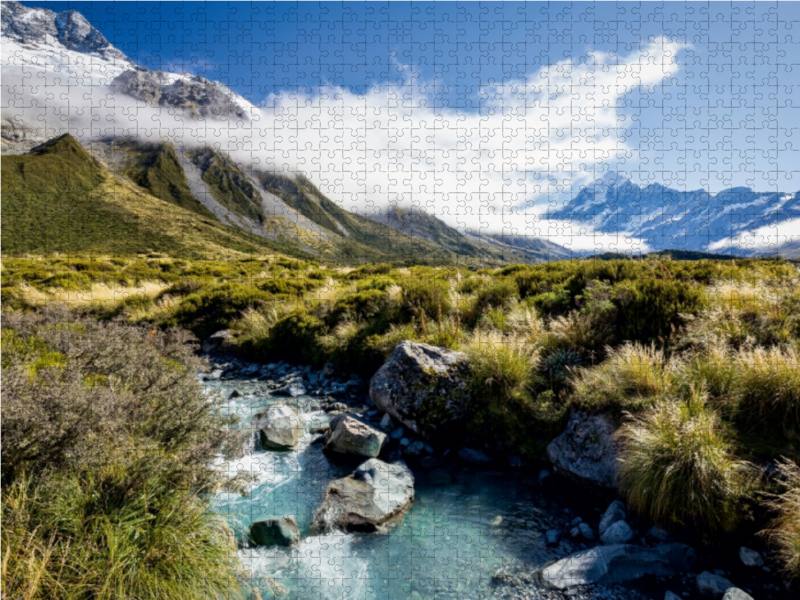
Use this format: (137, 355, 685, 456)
(2, 0, 799, 259)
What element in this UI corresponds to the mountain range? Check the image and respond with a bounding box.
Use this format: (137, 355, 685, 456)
(2, 1, 798, 261)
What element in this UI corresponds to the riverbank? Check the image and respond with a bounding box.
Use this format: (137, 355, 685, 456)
(205, 353, 795, 600)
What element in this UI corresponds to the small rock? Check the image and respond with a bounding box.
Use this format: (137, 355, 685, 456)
(697, 571, 735, 597)
(648, 525, 671, 541)
(204, 368, 223, 380)
(599, 500, 627, 536)
(274, 382, 306, 397)
(601, 520, 634, 545)
(404, 440, 426, 457)
(545, 530, 562, 546)
(229, 389, 243, 398)
(571, 517, 583, 526)
(570, 526, 582, 539)
(325, 416, 387, 458)
(546, 411, 621, 488)
(419, 456, 445, 469)
(665, 592, 682, 600)
(491, 516, 503, 526)
(379, 413, 393, 431)
(202, 330, 231, 353)
(578, 522, 595, 540)
(507, 454, 524, 468)
(399, 438, 410, 448)
(539, 470, 551, 485)
(722, 589, 754, 600)
(458, 448, 492, 465)
(250, 517, 299, 547)
(739, 547, 763, 567)
(422, 443, 433, 454)
(256, 405, 303, 450)
(390, 427, 405, 440)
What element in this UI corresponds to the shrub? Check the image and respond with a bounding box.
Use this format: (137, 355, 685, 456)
(401, 277, 452, 320)
(616, 394, 755, 533)
(169, 282, 272, 339)
(760, 459, 800, 579)
(570, 343, 678, 415)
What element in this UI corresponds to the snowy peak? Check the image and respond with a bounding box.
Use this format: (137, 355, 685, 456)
(2, 0, 127, 62)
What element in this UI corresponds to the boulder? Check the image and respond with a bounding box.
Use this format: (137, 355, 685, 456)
(697, 572, 735, 597)
(202, 329, 231, 353)
(599, 500, 627, 536)
(369, 341, 470, 440)
(458, 448, 492, 465)
(256, 405, 303, 450)
(546, 410, 621, 488)
(324, 416, 386, 458)
(739, 547, 763, 567)
(250, 517, 300, 547)
(601, 520, 634, 545)
(311, 459, 414, 533)
(538, 543, 696, 590)
(722, 589, 754, 600)
(274, 382, 306, 397)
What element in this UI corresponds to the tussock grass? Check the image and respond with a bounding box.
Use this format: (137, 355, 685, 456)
(617, 393, 756, 533)
(761, 459, 800, 579)
(570, 343, 679, 415)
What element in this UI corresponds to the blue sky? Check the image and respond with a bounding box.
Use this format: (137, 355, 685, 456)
(15, 1, 800, 243)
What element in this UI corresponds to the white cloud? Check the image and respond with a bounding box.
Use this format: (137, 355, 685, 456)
(2, 36, 685, 250)
(708, 218, 800, 253)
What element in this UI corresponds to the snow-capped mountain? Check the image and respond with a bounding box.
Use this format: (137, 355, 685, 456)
(547, 173, 800, 256)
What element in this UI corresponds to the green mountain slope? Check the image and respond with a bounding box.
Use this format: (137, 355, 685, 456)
(1, 135, 312, 259)
(117, 141, 215, 218)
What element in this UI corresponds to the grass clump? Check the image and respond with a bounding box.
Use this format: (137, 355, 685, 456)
(761, 459, 800, 580)
(616, 393, 756, 533)
(569, 343, 678, 416)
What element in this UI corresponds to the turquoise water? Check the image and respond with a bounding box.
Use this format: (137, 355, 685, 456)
(206, 378, 556, 600)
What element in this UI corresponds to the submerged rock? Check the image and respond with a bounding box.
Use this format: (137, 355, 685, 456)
(324, 416, 386, 458)
(546, 410, 621, 488)
(537, 543, 696, 590)
(311, 459, 415, 533)
(369, 341, 470, 440)
(256, 405, 303, 450)
(250, 517, 299, 548)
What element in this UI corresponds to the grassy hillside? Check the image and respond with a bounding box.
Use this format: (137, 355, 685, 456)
(1, 135, 312, 259)
(119, 141, 216, 218)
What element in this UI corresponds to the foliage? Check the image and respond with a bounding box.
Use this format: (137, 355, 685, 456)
(760, 459, 800, 579)
(616, 393, 756, 533)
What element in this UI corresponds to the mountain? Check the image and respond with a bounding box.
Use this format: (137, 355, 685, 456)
(547, 173, 800, 257)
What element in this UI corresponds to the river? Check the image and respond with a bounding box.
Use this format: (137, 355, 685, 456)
(204, 361, 794, 600)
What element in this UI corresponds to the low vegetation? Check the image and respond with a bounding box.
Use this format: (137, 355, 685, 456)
(3, 252, 800, 578)
(0, 307, 244, 600)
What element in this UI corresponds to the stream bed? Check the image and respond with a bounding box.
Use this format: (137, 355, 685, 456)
(204, 359, 794, 600)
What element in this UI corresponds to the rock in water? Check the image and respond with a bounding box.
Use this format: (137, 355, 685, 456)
(697, 572, 735, 597)
(274, 382, 307, 397)
(311, 459, 415, 534)
(369, 341, 470, 440)
(537, 543, 696, 590)
(546, 410, 620, 488)
(256, 405, 303, 450)
(599, 500, 627, 536)
(325, 416, 387, 458)
(250, 517, 299, 547)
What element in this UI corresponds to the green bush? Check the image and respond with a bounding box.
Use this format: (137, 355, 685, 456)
(401, 277, 452, 320)
(169, 282, 272, 339)
(761, 459, 800, 580)
(617, 394, 755, 533)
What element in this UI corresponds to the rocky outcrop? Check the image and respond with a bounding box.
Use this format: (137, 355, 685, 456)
(256, 405, 303, 450)
(311, 459, 414, 534)
(369, 341, 470, 440)
(537, 543, 696, 590)
(546, 411, 621, 488)
(249, 517, 299, 548)
(324, 416, 386, 458)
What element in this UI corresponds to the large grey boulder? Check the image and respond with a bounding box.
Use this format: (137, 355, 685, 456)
(325, 416, 386, 458)
(546, 411, 621, 488)
(256, 405, 303, 450)
(202, 329, 231, 353)
(369, 341, 470, 439)
(250, 517, 299, 547)
(537, 543, 696, 590)
(697, 572, 735, 597)
(311, 459, 414, 534)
